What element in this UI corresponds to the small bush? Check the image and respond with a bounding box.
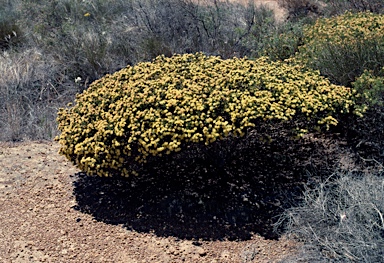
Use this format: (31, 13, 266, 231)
(276, 172, 384, 262)
(352, 67, 384, 108)
(262, 21, 304, 61)
(56, 53, 359, 177)
(297, 11, 384, 87)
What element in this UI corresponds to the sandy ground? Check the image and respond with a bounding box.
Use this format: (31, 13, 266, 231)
(0, 141, 299, 263)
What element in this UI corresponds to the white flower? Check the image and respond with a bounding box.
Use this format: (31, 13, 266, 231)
(340, 213, 347, 221)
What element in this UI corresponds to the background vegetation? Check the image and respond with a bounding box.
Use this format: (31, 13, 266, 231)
(1, 0, 384, 262)
(1, 0, 279, 141)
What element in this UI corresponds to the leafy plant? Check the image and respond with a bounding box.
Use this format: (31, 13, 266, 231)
(352, 68, 384, 108)
(262, 21, 304, 61)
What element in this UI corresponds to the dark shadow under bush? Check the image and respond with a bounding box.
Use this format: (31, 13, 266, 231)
(72, 124, 348, 241)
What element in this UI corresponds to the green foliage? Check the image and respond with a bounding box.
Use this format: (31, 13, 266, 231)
(296, 11, 384, 87)
(262, 21, 304, 61)
(56, 53, 358, 177)
(352, 68, 384, 108)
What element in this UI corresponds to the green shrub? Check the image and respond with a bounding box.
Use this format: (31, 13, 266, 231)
(262, 21, 305, 61)
(56, 53, 360, 177)
(352, 68, 384, 108)
(296, 11, 384, 87)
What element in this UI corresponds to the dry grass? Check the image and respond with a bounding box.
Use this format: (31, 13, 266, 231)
(276, 171, 384, 262)
(0, 48, 77, 141)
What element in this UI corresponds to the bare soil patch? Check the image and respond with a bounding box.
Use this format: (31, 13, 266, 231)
(0, 141, 300, 263)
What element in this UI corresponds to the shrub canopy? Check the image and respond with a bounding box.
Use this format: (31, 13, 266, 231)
(303, 11, 384, 45)
(56, 53, 358, 177)
(297, 11, 384, 86)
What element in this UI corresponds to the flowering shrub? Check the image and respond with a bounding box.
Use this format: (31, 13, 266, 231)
(302, 11, 384, 51)
(297, 11, 384, 86)
(56, 53, 358, 177)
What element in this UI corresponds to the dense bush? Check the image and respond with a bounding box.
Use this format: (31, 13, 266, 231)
(277, 172, 384, 262)
(296, 11, 384, 87)
(56, 53, 360, 177)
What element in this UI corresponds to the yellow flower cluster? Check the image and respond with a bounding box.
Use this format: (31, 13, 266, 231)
(56, 53, 357, 177)
(300, 11, 384, 57)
